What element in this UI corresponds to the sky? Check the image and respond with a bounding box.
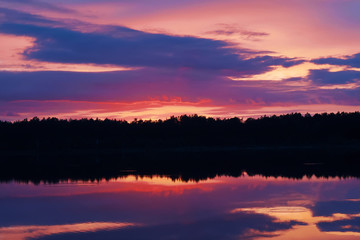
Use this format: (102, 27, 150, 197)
(1, 0, 360, 121)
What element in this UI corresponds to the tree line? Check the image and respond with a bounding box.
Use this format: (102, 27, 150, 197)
(1, 112, 360, 151)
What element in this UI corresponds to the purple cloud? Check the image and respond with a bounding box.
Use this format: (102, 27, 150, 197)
(0, 8, 303, 75)
(0, 0, 75, 13)
(1, 68, 360, 107)
(312, 53, 360, 68)
(308, 69, 360, 85)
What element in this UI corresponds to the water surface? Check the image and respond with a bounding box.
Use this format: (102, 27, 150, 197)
(1, 174, 360, 240)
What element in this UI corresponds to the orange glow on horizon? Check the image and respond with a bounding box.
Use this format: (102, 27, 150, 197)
(3, 98, 360, 122)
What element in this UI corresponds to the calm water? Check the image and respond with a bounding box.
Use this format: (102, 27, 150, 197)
(1, 174, 360, 240)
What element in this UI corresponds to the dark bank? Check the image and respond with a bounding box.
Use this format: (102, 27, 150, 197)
(1, 112, 360, 183)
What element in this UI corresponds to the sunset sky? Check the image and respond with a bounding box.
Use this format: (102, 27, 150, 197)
(1, 0, 360, 121)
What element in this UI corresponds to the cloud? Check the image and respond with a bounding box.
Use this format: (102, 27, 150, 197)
(312, 200, 360, 234)
(5, 111, 20, 117)
(206, 24, 270, 41)
(312, 52, 360, 68)
(307, 69, 360, 85)
(312, 200, 360, 217)
(0, 69, 343, 104)
(0, 0, 75, 14)
(0, 69, 223, 102)
(0, 8, 303, 75)
(33, 212, 303, 240)
(0, 7, 57, 26)
(317, 217, 360, 233)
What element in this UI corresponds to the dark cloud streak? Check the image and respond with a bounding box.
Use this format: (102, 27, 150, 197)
(205, 23, 270, 41)
(312, 52, 360, 68)
(308, 69, 360, 85)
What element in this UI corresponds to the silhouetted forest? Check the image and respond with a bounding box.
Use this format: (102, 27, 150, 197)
(1, 112, 360, 183)
(1, 112, 360, 152)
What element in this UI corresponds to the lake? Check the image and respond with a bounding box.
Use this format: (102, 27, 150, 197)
(1, 174, 360, 240)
